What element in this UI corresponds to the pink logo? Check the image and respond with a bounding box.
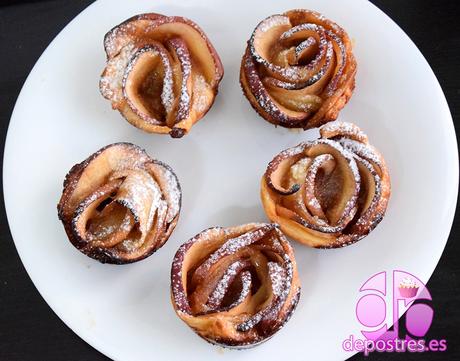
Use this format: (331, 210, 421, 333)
(343, 270, 447, 356)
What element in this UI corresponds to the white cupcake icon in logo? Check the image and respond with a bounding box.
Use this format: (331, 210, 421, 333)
(398, 276, 419, 298)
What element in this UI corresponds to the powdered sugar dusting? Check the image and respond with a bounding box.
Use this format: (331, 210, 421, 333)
(339, 138, 382, 168)
(87, 223, 117, 242)
(257, 15, 290, 33)
(159, 51, 174, 114)
(202, 225, 273, 272)
(237, 257, 292, 332)
(280, 23, 321, 41)
(193, 74, 210, 113)
(295, 36, 316, 58)
(170, 39, 192, 121)
(268, 262, 285, 296)
(104, 21, 137, 57)
(100, 43, 135, 102)
(227, 271, 252, 310)
(109, 170, 164, 248)
(207, 260, 247, 310)
(155, 163, 181, 223)
(321, 122, 368, 143)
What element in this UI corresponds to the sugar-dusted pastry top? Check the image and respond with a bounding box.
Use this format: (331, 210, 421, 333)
(100, 13, 224, 138)
(57, 143, 181, 264)
(261, 122, 390, 248)
(171, 223, 301, 348)
(240, 9, 356, 130)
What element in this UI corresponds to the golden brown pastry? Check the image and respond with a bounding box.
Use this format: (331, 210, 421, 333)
(240, 9, 356, 129)
(100, 13, 224, 138)
(261, 122, 390, 248)
(57, 143, 181, 264)
(170, 223, 300, 348)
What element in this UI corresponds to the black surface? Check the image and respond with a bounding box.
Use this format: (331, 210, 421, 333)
(0, 1, 458, 360)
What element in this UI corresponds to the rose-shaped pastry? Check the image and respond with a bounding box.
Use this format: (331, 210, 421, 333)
(261, 122, 390, 248)
(100, 13, 224, 138)
(240, 9, 356, 129)
(171, 223, 300, 348)
(57, 143, 181, 264)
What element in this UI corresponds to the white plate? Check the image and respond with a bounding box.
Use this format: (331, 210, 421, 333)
(4, 0, 458, 360)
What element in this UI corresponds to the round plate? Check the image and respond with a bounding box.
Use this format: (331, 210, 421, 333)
(4, 0, 458, 360)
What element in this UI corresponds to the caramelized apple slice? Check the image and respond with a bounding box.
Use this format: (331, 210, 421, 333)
(123, 43, 173, 125)
(265, 143, 307, 195)
(303, 154, 335, 219)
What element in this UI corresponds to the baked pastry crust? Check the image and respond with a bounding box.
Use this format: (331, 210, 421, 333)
(57, 143, 181, 264)
(170, 223, 300, 348)
(100, 13, 224, 138)
(240, 9, 356, 129)
(261, 122, 390, 248)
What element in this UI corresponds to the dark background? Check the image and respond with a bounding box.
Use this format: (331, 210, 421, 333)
(0, 1, 458, 360)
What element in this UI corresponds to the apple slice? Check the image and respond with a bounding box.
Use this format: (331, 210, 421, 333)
(123, 43, 173, 125)
(166, 38, 193, 137)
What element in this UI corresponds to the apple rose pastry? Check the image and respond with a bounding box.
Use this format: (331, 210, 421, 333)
(261, 122, 390, 248)
(240, 9, 356, 129)
(171, 223, 301, 348)
(57, 143, 181, 264)
(100, 13, 224, 138)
